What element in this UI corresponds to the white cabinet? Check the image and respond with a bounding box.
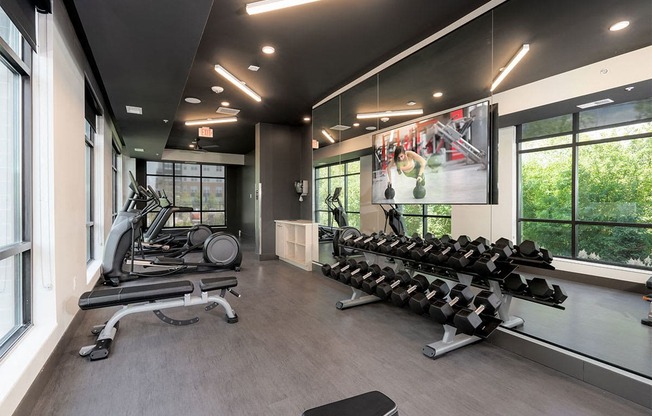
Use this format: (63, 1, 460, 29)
(274, 220, 318, 271)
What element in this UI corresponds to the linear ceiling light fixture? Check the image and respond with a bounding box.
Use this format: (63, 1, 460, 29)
(246, 0, 320, 15)
(185, 117, 238, 126)
(321, 129, 335, 143)
(490, 43, 530, 92)
(214, 64, 262, 102)
(356, 109, 424, 119)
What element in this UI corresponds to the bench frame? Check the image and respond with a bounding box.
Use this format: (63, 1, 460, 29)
(79, 279, 239, 360)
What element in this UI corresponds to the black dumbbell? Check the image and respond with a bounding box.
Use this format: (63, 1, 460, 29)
(347, 234, 366, 247)
(361, 267, 397, 294)
(428, 239, 463, 265)
(376, 271, 413, 300)
(518, 240, 553, 263)
(429, 284, 475, 324)
(338, 261, 369, 284)
(409, 279, 451, 314)
(447, 239, 488, 270)
(355, 233, 381, 249)
(396, 238, 422, 258)
(350, 264, 382, 288)
(368, 235, 392, 252)
(453, 290, 502, 335)
(502, 273, 528, 294)
(330, 259, 358, 279)
(472, 243, 514, 275)
(411, 238, 441, 261)
(321, 259, 347, 277)
(390, 274, 430, 307)
(379, 235, 408, 255)
(526, 277, 554, 299)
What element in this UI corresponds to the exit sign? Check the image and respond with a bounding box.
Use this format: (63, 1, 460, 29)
(198, 127, 214, 138)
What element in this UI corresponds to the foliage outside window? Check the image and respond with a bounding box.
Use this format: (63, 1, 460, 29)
(400, 204, 451, 237)
(315, 160, 361, 229)
(0, 7, 32, 358)
(111, 141, 119, 221)
(518, 98, 652, 269)
(146, 161, 226, 227)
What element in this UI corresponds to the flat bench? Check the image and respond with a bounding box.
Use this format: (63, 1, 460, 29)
(78, 276, 239, 361)
(302, 391, 398, 416)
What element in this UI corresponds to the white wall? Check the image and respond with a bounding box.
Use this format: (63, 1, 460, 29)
(0, 2, 119, 413)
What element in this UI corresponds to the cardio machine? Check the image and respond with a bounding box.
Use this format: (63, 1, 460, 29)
(101, 173, 241, 287)
(326, 187, 361, 256)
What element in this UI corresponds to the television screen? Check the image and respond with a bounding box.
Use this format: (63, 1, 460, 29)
(371, 100, 496, 205)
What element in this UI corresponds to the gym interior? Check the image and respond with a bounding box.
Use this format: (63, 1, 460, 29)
(1, 0, 651, 415)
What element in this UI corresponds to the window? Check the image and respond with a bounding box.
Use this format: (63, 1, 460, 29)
(315, 160, 360, 229)
(84, 119, 95, 262)
(145, 161, 226, 227)
(0, 7, 32, 358)
(517, 98, 652, 269)
(111, 141, 120, 221)
(400, 204, 451, 237)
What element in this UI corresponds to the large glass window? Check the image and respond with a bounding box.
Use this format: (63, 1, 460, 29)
(84, 120, 94, 262)
(518, 98, 652, 269)
(315, 160, 360, 229)
(400, 204, 451, 237)
(0, 7, 32, 358)
(146, 161, 226, 227)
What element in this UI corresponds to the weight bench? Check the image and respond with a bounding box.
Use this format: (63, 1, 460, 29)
(302, 391, 398, 416)
(78, 276, 240, 361)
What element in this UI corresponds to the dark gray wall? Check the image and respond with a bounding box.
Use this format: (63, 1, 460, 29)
(240, 151, 256, 242)
(225, 165, 242, 236)
(256, 123, 311, 260)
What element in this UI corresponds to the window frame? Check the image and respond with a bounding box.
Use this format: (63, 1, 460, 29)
(517, 98, 652, 270)
(0, 15, 32, 359)
(145, 161, 227, 228)
(314, 160, 361, 229)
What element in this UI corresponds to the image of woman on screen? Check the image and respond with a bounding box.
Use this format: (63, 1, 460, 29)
(387, 146, 427, 186)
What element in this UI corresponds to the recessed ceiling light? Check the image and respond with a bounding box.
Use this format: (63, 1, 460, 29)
(189, 144, 195, 148)
(609, 20, 630, 31)
(221, 101, 230, 106)
(185, 97, 201, 104)
(163, 119, 169, 123)
(353, 122, 360, 127)
(248, 65, 260, 71)
(303, 116, 311, 122)
(625, 86, 635, 91)
(365, 126, 377, 131)
(433, 92, 443, 98)
(134, 148, 144, 152)
(211, 86, 224, 94)
(126, 105, 142, 114)
(246, 0, 320, 15)
(262, 45, 275, 54)
(380, 117, 390, 122)
(600, 68, 609, 75)
(406, 101, 416, 106)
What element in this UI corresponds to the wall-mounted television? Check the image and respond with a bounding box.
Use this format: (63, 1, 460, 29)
(371, 100, 497, 205)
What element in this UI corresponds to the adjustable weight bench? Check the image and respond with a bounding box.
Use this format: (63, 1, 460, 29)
(78, 276, 240, 361)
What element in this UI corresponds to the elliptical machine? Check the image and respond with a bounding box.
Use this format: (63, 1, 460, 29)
(326, 187, 362, 256)
(101, 172, 241, 287)
(380, 204, 406, 236)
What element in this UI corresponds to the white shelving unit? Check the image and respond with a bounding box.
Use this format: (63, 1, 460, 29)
(274, 220, 318, 271)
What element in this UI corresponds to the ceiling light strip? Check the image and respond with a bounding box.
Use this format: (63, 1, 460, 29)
(185, 117, 238, 126)
(246, 0, 320, 15)
(214, 65, 262, 102)
(321, 129, 335, 143)
(356, 109, 424, 119)
(490, 43, 530, 92)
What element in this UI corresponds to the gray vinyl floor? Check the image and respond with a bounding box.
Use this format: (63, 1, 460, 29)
(28, 248, 650, 416)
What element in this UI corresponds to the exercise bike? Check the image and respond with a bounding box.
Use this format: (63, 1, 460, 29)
(325, 187, 361, 256)
(101, 173, 241, 287)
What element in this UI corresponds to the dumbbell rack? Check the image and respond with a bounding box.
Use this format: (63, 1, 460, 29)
(337, 247, 557, 358)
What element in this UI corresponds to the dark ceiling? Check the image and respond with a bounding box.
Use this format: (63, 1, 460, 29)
(65, 0, 651, 160)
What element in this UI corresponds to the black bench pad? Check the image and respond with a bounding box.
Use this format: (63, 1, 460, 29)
(302, 391, 398, 416)
(79, 280, 195, 310)
(199, 276, 237, 292)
